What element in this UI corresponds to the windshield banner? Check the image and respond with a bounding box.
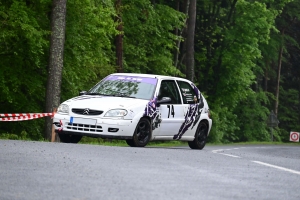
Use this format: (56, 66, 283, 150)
(106, 75, 157, 85)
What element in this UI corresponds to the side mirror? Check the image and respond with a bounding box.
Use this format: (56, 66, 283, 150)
(79, 91, 87, 96)
(157, 97, 171, 105)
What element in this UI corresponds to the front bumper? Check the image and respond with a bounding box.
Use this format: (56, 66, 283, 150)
(53, 113, 135, 138)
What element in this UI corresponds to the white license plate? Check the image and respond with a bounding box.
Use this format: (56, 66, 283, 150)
(70, 117, 96, 125)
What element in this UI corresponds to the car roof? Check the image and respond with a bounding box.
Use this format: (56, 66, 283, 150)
(110, 73, 191, 82)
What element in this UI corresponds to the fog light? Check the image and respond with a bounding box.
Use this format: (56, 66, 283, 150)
(108, 128, 119, 132)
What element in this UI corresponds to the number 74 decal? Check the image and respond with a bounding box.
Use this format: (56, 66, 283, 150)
(167, 105, 175, 118)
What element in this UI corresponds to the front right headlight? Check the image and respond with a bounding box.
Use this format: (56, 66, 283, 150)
(104, 109, 128, 117)
(57, 104, 69, 114)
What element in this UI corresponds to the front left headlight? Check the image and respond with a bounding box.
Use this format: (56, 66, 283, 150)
(105, 109, 128, 117)
(57, 104, 69, 114)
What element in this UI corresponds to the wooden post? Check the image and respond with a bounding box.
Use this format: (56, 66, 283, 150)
(51, 125, 55, 142)
(51, 108, 57, 142)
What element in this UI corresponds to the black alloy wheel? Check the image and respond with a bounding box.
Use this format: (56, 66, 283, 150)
(188, 121, 208, 150)
(58, 133, 82, 143)
(131, 118, 151, 147)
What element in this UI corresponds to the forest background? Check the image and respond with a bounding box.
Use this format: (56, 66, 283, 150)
(0, 0, 299, 144)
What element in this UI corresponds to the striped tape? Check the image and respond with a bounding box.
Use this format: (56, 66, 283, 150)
(0, 113, 54, 121)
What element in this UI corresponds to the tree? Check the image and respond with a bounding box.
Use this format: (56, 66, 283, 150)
(0, 0, 50, 140)
(185, 0, 196, 81)
(44, 0, 67, 141)
(121, 0, 185, 75)
(271, 0, 300, 141)
(61, 0, 117, 99)
(274, 1, 299, 117)
(115, 0, 123, 73)
(194, 0, 284, 143)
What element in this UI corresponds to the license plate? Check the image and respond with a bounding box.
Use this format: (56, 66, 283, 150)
(70, 117, 96, 125)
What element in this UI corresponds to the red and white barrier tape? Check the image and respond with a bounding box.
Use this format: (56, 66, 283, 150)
(0, 113, 54, 121)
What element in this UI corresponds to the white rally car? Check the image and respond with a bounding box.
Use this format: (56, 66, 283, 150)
(53, 73, 212, 149)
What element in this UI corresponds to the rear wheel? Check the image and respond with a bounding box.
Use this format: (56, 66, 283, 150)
(188, 121, 208, 150)
(58, 133, 82, 143)
(130, 118, 151, 147)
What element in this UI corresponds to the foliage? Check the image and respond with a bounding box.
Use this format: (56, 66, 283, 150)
(0, 0, 51, 139)
(1, 0, 300, 144)
(122, 0, 186, 76)
(277, 88, 300, 141)
(234, 90, 270, 142)
(0, 130, 34, 140)
(195, 0, 286, 143)
(62, 0, 118, 101)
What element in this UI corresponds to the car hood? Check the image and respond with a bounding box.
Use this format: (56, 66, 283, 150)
(64, 95, 148, 110)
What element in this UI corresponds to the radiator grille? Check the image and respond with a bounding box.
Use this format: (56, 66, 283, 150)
(66, 123, 103, 132)
(72, 108, 103, 116)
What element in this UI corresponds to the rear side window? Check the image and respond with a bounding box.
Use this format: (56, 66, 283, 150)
(177, 81, 198, 104)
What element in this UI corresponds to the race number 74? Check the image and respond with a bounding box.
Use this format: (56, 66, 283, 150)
(167, 105, 175, 118)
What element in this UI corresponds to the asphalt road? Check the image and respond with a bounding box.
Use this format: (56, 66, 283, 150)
(0, 140, 300, 200)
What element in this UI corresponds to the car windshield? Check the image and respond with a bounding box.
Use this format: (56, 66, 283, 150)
(88, 75, 158, 100)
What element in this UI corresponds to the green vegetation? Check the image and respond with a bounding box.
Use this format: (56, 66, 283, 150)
(1, 0, 300, 144)
(79, 137, 187, 147)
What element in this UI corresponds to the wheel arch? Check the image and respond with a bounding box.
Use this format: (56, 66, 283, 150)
(132, 116, 152, 147)
(140, 116, 153, 136)
(198, 119, 209, 137)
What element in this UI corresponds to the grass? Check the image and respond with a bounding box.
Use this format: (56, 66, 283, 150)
(79, 137, 187, 147)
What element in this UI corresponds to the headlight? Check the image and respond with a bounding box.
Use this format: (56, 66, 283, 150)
(57, 104, 69, 114)
(105, 109, 127, 117)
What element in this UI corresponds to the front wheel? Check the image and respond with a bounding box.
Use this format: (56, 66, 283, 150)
(58, 133, 82, 143)
(125, 139, 135, 147)
(130, 118, 152, 147)
(188, 121, 208, 150)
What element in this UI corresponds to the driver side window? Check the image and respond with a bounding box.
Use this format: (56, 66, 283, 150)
(158, 80, 181, 104)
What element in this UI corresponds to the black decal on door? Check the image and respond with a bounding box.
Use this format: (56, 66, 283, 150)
(167, 105, 175, 118)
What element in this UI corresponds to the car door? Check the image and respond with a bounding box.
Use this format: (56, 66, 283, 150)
(157, 79, 185, 136)
(175, 80, 203, 138)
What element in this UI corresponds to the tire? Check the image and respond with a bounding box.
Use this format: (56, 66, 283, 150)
(126, 139, 136, 147)
(58, 133, 82, 143)
(188, 121, 208, 150)
(131, 118, 152, 147)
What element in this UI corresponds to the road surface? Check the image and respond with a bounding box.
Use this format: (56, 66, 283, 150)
(0, 140, 299, 200)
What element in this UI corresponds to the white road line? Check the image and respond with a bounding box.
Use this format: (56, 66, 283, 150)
(212, 148, 241, 158)
(211, 149, 224, 153)
(252, 161, 300, 175)
(218, 153, 241, 158)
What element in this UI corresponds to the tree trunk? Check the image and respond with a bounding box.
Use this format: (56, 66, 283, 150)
(115, 0, 123, 73)
(174, 0, 189, 69)
(264, 60, 269, 92)
(274, 17, 296, 117)
(44, 0, 67, 141)
(274, 41, 284, 117)
(185, 0, 196, 81)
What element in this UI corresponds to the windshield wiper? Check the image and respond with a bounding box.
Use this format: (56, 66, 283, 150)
(114, 93, 136, 98)
(86, 92, 111, 96)
(87, 92, 136, 98)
